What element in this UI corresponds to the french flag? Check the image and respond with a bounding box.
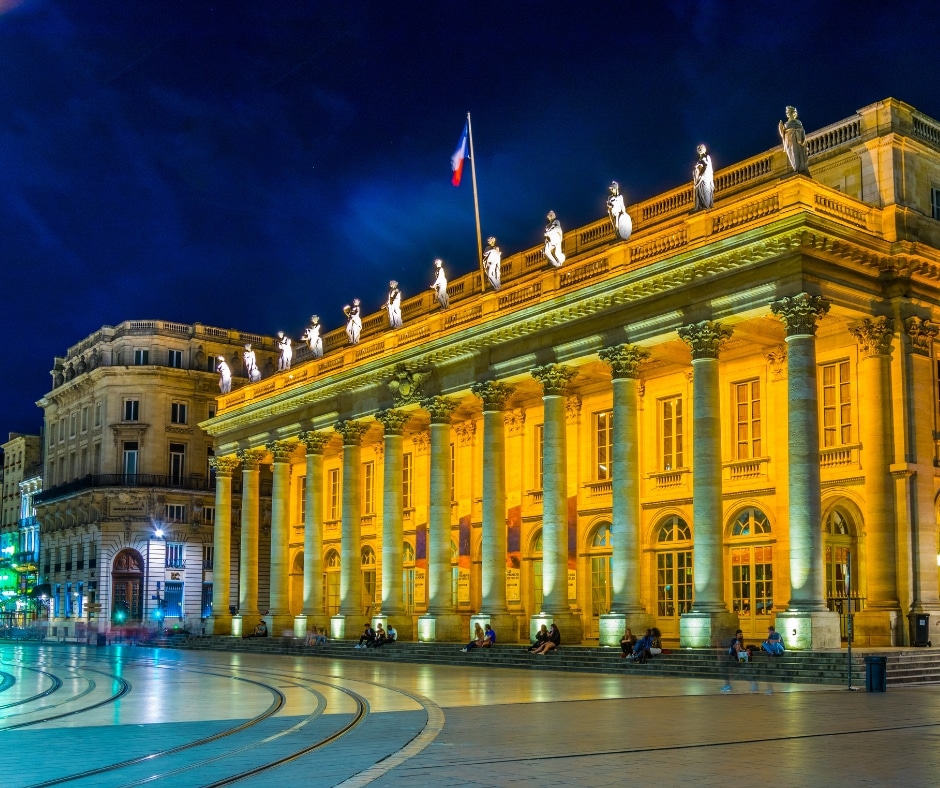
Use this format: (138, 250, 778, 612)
(451, 122, 469, 186)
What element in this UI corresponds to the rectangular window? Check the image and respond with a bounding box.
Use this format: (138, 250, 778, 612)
(821, 361, 852, 447)
(535, 424, 544, 489)
(932, 187, 940, 221)
(81, 407, 88, 432)
(328, 468, 341, 520)
(169, 443, 186, 484)
(298, 476, 307, 522)
(166, 542, 186, 569)
(594, 410, 613, 480)
(70, 413, 77, 437)
(660, 396, 684, 471)
(362, 461, 375, 515)
(58, 419, 64, 442)
(168, 349, 183, 369)
(202, 543, 214, 569)
(134, 348, 149, 365)
(123, 441, 139, 478)
(165, 504, 187, 523)
(203, 506, 215, 525)
(402, 453, 413, 509)
(171, 402, 188, 425)
(123, 399, 139, 422)
(164, 580, 183, 618)
(94, 401, 102, 427)
(201, 582, 213, 618)
(450, 443, 456, 501)
(733, 380, 762, 460)
(93, 443, 101, 474)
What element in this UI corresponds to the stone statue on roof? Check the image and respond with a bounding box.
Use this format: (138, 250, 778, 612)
(544, 210, 565, 268)
(607, 181, 633, 241)
(430, 259, 449, 309)
(483, 236, 502, 291)
(217, 356, 232, 394)
(343, 300, 362, 345)
(276, 331, 292, 371)
(386, 281, 403, 328)
(302, 315, 323, 359)
(692, 144, 714, 211)
(778, 105, 810, 175)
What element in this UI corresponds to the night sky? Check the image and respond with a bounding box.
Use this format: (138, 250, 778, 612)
(2, 0, 938, 435)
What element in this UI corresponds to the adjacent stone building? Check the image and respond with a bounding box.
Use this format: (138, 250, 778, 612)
(35, 320, 278, 639)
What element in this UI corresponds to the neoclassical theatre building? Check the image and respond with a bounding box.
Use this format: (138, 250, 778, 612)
(204, 98, 940, 649)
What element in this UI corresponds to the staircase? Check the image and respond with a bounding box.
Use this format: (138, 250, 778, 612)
(159, 636, 940, 687)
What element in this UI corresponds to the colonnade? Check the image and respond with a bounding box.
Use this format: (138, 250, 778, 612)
(205, 294, 933, 648)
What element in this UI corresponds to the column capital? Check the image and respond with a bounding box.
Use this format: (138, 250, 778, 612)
(471, 380, 514, 411)
(504, 408, 526, 434)
(265, 439, 294, 463)
(904, 316, 939, 357)
(455, 420, 476, 446)
(531, 364, 576, 396)
(375, 408, 410, 435)
(771, 293, 831, 337)
(298, 430, 331, 454)
(420, 395, 458, 424)
(598, 344, 650, 379)
(235, 448, 266, 470)
(677, 320, 733, 359)
(334, 420, 369, 445)
(209, 455, 240, 478)
(849, 316, 894, 357)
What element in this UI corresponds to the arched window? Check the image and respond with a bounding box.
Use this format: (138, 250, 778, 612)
(824, 507, 859, 605)
(529, 530, 543, 614)
(323, 549, 340, 617)
(111, 548, 144, 624)
(588, 523, 612, 637)
(655, 516, 693, 631)
(361, 546, 377, 614)
(728, 508, 773, 622)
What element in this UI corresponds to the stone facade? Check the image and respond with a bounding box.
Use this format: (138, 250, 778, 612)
(202, 98, 940, 648)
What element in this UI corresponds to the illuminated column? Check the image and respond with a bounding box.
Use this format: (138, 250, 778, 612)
(375, 409, 413, 640)
(236, 448, 266, 622)
(207, 455, 239, 636)
(417, 396, 462, 641)
(851, 318, 900, 622)
(266, 439, 294, 633)
(470, 381, 517, 638)
(299, 431, 330, 631)
(904, 317, 940, 621)
(531, 364, 582, 642)
(334, 420, 368, 637)
(772, 294, 840, 649)
(677, 321, 737, 647)
(597, 344, 652, 645)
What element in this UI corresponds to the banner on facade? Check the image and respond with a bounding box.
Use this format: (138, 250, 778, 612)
(507, 505, 522, 602)
(568, 495, 578, 601)
(415, 523, 427, 604)
(458, 515, 471, 603)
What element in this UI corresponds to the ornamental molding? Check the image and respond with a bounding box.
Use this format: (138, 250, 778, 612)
(849, 316, 894, 357)
(765, 346, 787, 380)
(454, 420, 476, 447)
(375, 408, 410, 435)
(504, 408, 526, 434)
(904, 316, 939, 357)
(411, 432, 430, 455)
(236, 448, 266, 470)
(298, 430, 331, 454)
(471, 380, 514, 411)
(388, 365, 432, 406)
(334, 420, 369, 446)
(771, 293, 830, 337)
(531, 364, 576, 396)
(265, 439, 294, 463)
(598, 344, 650, 379)
(677, 321, 733, 359)
(421, 396, 458, 424)
(565, 394, 582, 421)
(208, 455, 240, 477)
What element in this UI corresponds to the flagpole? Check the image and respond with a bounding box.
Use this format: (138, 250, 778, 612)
(466, 111, 485, 292)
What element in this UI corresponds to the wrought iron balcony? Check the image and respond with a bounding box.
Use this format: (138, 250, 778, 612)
(34, 473, 216, 504)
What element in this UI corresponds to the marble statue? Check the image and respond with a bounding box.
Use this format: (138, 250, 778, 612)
(386, 280, 403, 328)
(544, 210, 565, 268)
(243, 343, 261, 383)
(276, 331, 293, 371)
(302, 315, 323, 359)
(692, 144, 715, 211)
(343, 299, 362, 345)
(217, 356, 232, 394)
(606, 181, 633, 241)
(778, 105, 810, 175)
(430, 259, 449, 309)
(482, 236, 502, 291)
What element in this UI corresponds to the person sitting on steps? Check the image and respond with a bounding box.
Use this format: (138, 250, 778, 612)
(527, 624, 549, 652)
(461, 623, 485, 652)
(531, 623, 560, 655)
(355, 623, 375, 649)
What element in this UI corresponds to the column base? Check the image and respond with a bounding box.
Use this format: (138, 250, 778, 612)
(774, 611, 841, 650)
(598, 612, 654, 648)
(679, 611, 739, 648)
(372, 613, 414, 641)
(529, 612, 583, 645)
(205, 613, 233, 636)
(293, 615, 308, 639)
(853, 609, 900, 646)
(417, 613, 464, 642)
(231, 615, 244, 638)
(266, 613, 295, 637)
(471, 613, 519, 644)
(331, 613, 372, 641)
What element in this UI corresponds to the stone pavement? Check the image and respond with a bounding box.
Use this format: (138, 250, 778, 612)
(1, 642, 937, 787)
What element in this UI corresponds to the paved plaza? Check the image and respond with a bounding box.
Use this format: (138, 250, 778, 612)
(1, 642, 938, 787)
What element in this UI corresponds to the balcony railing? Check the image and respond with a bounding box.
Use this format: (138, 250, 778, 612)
(35, 473, 215, 504)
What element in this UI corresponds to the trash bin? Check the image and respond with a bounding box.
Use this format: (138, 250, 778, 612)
(910, 613, 931, 647)
(96, 634, 107, 647)
(864, 655, 887, 692)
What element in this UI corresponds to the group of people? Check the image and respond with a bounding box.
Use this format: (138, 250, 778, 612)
(461, 622, 496, 652)
(619, 627, 663, 663)
(305, 627, 328, 647)
(355, 622, 398, 649)
(526, 623, 561, 655)
(721, 625, 785, 693)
